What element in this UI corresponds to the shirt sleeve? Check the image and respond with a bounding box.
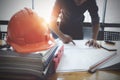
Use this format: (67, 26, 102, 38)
(51, 0, 62, 19)
(88, 0, 100, 25)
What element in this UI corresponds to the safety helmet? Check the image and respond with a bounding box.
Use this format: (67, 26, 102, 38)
(6, 8, 55, 53)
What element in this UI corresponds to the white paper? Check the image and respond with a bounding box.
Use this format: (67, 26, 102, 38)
(56, 40, 120, 72)
(100, 41, 120, 68)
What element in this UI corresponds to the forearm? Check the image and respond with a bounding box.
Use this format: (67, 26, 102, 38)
(92, 23, 100, 40)
(49, 0, 64, 38)
(49, 20, 64, 38)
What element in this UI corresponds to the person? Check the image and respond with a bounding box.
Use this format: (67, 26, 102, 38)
(49, 0, 101, 48)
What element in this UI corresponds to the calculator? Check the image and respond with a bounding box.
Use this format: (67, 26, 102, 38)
(104, 31, 120, 41)
(97, 31, 120, 41)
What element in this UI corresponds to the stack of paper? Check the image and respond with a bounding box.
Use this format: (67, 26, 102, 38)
(0, 43, 59, 79)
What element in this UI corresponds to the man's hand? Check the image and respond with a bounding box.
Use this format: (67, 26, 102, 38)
(60, 34, 75, 45)
(85, 39, 101, 48)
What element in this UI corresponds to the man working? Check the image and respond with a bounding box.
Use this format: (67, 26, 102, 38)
(49, 0, 101, 48)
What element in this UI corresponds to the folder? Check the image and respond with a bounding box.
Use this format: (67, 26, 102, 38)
(53, 45, 64, 70)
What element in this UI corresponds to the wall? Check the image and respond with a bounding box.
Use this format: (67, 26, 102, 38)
(0, 0, 32, 20)
(0, 0, 120, 31)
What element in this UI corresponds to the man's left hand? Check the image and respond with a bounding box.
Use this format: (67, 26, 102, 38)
(85, 39, 101, 48)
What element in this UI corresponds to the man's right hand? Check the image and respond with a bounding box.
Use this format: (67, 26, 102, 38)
(60, 34, 75, 45)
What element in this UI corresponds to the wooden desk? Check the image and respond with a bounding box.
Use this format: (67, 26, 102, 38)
(47, 70, 120, 80)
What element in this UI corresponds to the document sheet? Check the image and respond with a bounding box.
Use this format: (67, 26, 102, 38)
(56, 40, 120, 72)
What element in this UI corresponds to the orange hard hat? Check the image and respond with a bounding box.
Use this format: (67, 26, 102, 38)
(6, 8, 55, 53)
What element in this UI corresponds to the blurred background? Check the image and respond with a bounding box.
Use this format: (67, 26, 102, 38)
(0, 0, 120, 39)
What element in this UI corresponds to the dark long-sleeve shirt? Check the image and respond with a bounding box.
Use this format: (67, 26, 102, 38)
(52, 0, 99, 25)
(51, 0, 100, 39)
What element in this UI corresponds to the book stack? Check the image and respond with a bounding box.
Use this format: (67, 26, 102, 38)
(0, 41, 64, 80)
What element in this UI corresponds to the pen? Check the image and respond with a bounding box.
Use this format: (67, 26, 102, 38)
(71, 40, 76, 45)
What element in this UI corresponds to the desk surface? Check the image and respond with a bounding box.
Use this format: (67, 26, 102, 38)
(55, 40, 120, 72)
(0, 40, 120, 80)
(47, 40, 120, 80)
(47, 70, 120, 80)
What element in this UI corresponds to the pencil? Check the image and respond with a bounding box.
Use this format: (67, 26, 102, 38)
(71, 40, 76, 45)
(101, 46, 117, 51)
